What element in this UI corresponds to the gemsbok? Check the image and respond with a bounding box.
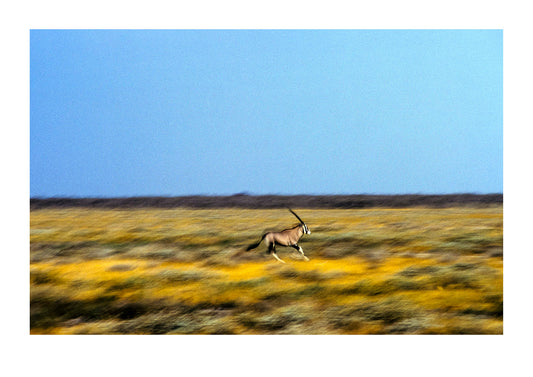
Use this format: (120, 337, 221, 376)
(245, 209, 311, 263)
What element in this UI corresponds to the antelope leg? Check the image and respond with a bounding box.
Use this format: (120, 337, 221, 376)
(272, 253, 286, 264)
(296, 245, 310, 261)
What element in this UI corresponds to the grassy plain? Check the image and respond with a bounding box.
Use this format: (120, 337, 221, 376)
(30, 206, 503, 334)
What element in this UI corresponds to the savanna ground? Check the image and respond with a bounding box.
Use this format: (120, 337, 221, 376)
(30, 199, 503, 334)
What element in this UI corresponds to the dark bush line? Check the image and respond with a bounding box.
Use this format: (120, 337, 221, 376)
(30, 194, 502, 210)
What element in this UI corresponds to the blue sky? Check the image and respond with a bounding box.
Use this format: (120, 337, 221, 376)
(30, 29, 502, 197)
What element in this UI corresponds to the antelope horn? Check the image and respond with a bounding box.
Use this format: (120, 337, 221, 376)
(288, 208, 305, 224)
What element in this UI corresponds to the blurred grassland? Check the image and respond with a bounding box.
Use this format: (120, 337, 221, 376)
(30, 206, 503, 334)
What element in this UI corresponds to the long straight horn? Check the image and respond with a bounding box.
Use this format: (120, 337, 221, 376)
(288, 208, 305, 224)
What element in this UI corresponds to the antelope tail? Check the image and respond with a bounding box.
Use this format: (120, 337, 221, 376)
(246, 234, 266, 251)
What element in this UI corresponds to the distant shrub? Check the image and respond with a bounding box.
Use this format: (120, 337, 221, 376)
(113, 312, 193, 334)
(238, 307, 310, 332)
(124, 246, 178, 260)
(30, 194, 503, 210)
(107, 264, 136, 272)
(327, 298, 420, 333)
(442, 233, 502, 255)
(395, 264, 491, 290)
(339, 278, 423, 296)
(155, 269, 205, 283)
(481, 293, 503, 319)
(30, 270, 60, 285)
(397, 266, 440, 277)
(276, 267, 339, 282)
(427, 267, 480, 289)
(30, 289, 119, 329)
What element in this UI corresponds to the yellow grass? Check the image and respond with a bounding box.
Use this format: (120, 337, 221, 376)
(30, 206, 503, 334)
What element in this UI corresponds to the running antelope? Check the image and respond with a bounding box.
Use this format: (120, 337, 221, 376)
(245, 209, 311, 263)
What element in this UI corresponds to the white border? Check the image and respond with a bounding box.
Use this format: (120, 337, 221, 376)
(4, 1, 531, 376)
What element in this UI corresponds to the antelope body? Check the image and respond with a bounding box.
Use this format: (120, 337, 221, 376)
(246, 209, 311, 263)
